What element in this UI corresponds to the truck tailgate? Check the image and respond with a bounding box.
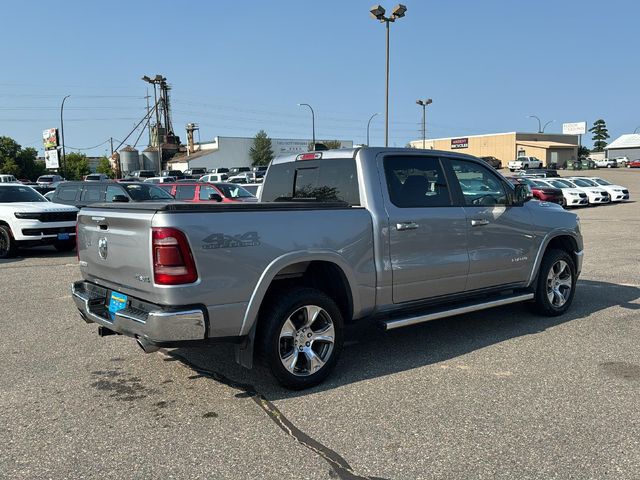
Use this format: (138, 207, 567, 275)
(77, 208, 156, 297)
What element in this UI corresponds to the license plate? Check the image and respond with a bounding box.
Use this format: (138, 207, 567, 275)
(108, 292, 128, 320)
(57, 233, 70, 240)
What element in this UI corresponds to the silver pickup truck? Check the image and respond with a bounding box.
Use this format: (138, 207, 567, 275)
(72, 147, 583, 388)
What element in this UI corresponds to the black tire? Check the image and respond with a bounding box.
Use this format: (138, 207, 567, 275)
(0, 225, 17, 259)
(530, 249, 576, 316)
(54, 240, 75, 252)
(258, 287, 344, 389)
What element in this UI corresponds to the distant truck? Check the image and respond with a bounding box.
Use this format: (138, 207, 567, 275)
(508, 156, 543, 171)
(72, 147, 583, 389)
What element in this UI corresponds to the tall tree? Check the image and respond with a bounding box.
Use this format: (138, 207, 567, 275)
(64, 152, 91, 180)
(96, 156, 115, 178)
(249, 130, 274, 166)
(588, 119, 610, 152)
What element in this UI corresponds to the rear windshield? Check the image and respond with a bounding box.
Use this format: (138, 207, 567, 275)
(0, 186, 47, 203)
(261, 159, 360, 205)
(123, 184, 173, 201)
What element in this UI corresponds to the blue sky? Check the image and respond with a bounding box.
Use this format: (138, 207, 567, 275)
(1, 0, 637, 157)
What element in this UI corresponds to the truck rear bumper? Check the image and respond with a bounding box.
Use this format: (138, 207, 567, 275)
(71, 280, 206, 343)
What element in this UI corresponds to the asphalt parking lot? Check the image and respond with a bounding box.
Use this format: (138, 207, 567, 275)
(1, 169, 638, 480)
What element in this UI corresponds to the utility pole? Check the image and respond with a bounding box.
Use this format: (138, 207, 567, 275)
(60, 95, 70, 178)
(145, 88, 152, 146)
(110, 137, 114, 156)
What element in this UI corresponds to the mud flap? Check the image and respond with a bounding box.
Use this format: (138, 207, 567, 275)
(234, 322, 256, 369)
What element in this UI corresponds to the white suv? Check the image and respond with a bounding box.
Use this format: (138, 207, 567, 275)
(0, 184, 78, 258)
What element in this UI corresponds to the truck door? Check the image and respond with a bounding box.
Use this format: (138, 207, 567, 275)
(446, 158, 536, 291)
(380, 154, 469, 304)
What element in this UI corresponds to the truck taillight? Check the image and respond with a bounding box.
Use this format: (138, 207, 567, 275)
(152, 227, 198, 285)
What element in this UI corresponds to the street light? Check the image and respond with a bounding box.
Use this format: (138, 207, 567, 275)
(528, 115, 554, 133)
(366, 113, 380, 146)
(298, 103, 315, 149)
(370, 4, 408, 147)
(416, 98, 433, 149)
(60, 95, 70, 178)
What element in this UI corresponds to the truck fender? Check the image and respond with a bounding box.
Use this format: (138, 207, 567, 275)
(238, 250, 362, 337)
(526, 230, 581, 288)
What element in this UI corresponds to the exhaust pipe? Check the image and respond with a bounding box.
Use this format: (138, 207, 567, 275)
(136, 337, 160, 354)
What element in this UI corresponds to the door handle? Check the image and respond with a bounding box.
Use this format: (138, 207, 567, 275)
(396, 221, 419, 231)
(470, 219, 490, 227)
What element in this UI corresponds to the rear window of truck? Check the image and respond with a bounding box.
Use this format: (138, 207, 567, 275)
(261, 159, 360, 205)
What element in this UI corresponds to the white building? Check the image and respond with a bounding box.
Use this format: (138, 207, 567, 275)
(605, 134, 640, 160)
(168, 136, 353, 171)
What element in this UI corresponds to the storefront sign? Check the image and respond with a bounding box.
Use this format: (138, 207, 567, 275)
(451, 137, 469, 149)
(562, 122, 586, 135)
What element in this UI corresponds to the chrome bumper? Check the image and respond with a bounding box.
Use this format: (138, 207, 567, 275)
(71, 281, 206, 343)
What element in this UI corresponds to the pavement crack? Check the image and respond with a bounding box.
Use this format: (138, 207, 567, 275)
(161, 349, 386, 480)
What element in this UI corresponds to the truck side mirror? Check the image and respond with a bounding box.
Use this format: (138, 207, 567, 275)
(208, 193, 223, 202)
(513, 184, 532, 205)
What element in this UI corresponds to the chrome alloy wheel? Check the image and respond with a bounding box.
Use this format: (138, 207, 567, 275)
(279, 305, 335, 377)
(546, 259, 572, 308)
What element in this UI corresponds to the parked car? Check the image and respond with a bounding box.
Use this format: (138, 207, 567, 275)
(198, 173, 228, 183)
(517, 168, 560, 178)
(72, 147, 583, 388)
(594, 158, 617, 168)
(507, 177, 563, 205)
(0, 184, 78, 257)
(125, 170, 156, 181)
(183, 167, 207, 178)
(626, 159, 640, 168)
(229, 166, 251, 175)
(209, 167, 230, 174)
(43, 191, 56, 201)
(611, 156, 629, 167)
(36, 174, 64, 186)
(570, 177, 629, 202)
(50, 181, 174, 208)
(508, 156, 543, 171)
(158, 182, 257, 203)
(537, 179, 588, 208)
(143, 176, 176, 184)
(161, 169, 185, 179)
(0, 174, 19, 183)
(85, 173, 110, 182)
(479, 156, 502, 169)
(553, 178, 610, 205)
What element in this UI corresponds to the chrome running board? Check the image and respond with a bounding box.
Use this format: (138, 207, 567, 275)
(381, 293, 534, 331)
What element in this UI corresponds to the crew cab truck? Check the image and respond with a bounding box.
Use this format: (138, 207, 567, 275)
(0, 184, 78, 258)
(508, 156, 543, 171)
(72, 148, 583, 389)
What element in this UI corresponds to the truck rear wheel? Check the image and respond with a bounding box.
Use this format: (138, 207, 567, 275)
(0, 225, 16, 259)
(530, 249, 576, 316)
(259, 287, 344, 389)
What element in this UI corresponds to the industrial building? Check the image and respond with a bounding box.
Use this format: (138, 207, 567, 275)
(605, 134, 640, 160)
(166, 136, 354, 172)
(409, 132, 580, 168)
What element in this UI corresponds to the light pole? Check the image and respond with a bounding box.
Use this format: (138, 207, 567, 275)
(528, 115, 542, 133)
(416, 98, 432, 149)
(367, 112, 380, 146)
(298, 103, 315, 149)
(528, 115, 554, 133)
(60, 95, 70, 178)
(370, 4, 407, 147)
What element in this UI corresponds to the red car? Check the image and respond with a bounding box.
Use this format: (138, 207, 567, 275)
(627, 159, 640, 168)
(158, 182, 258, 203)
(508, 177, 563, 204)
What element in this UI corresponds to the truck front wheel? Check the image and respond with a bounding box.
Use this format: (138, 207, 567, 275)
(259, 287, 344, 389)
(530, 249, 576, 316)
(0, 225, 17, 259)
